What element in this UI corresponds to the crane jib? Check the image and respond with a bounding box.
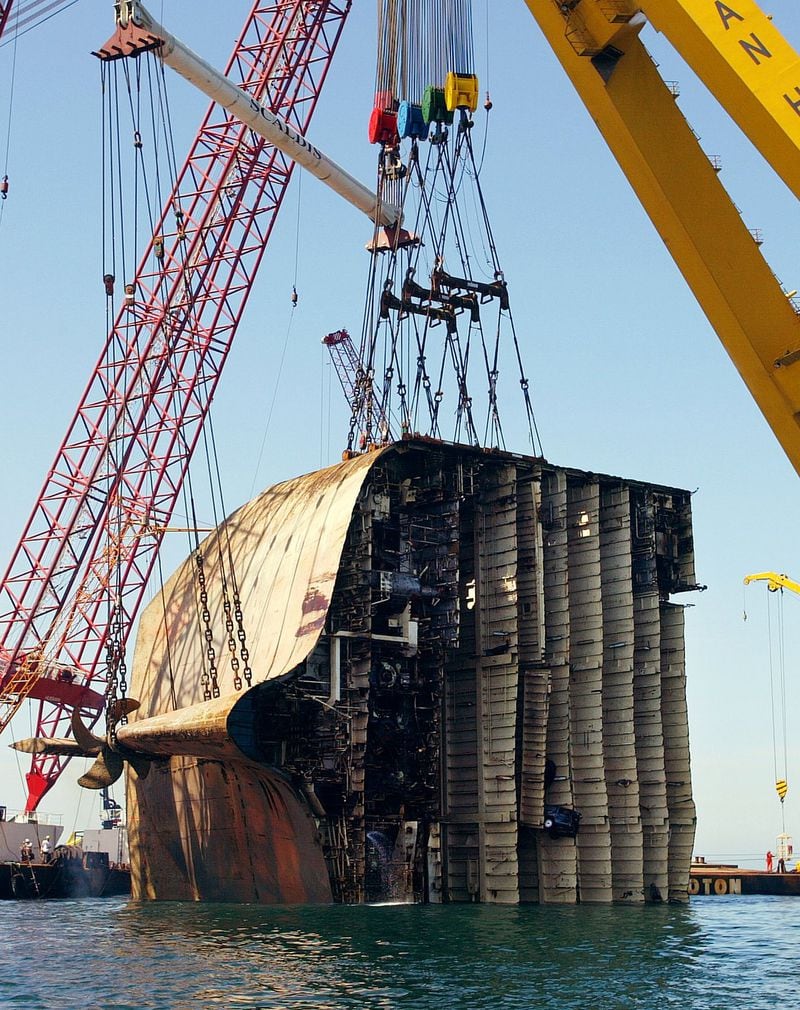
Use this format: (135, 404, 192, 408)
(100, 0, 401, 228)
(246, 98, 324, 165)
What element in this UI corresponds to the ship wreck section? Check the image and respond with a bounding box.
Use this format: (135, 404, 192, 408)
(126, 439, 697, 904)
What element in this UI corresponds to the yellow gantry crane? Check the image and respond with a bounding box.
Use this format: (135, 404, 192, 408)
(522, 0, 800, 475)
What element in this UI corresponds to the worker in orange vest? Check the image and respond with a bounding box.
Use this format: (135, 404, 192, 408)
(766, 850, 774, 871)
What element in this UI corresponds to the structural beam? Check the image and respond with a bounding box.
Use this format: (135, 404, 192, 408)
(640, 0, 800, 201)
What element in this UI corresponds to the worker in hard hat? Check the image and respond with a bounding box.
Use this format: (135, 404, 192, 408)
(20, 839, 33, 862)
(40, 836, 52, 863)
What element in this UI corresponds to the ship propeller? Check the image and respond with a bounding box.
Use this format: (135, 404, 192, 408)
(74, 701, 153, 788)
(10, 698, 152, 789)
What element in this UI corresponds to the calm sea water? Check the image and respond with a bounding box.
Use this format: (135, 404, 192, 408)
(2, 897, 798, 1009)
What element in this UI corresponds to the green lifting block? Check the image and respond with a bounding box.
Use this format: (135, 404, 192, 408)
(422, 86, 454, 125)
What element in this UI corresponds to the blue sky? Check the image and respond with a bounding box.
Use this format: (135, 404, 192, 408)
(1, 0, 799, 867)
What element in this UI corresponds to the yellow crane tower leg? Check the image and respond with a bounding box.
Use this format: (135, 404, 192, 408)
(522, 0, 800, 476)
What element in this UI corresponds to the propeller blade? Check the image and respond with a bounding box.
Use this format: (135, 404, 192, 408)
(108, 697, 141, 724)
(70, 710, 104, 755)
(11, 737, 88, 757)
(78, 748, 125, 789)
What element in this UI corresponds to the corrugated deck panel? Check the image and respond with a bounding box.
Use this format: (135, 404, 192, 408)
(661, 601, 696, 902)
(600, 486, 644, 903)
(567, 480, 612, 903)
(538, 470, 577, 903)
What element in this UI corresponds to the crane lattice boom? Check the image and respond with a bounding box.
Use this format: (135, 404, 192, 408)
(0, 0, 352, 811)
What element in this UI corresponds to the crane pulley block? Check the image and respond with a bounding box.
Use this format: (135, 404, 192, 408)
(398, 101, 429, 141)
(369, 90, 400, 146)
(444, 72, 479, 113)
(422, 86, 454, 126)
(368, 107, 400, 146)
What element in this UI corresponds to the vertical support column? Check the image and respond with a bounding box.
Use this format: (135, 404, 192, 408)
(631, 492, 669, 901)
(443, 496, 480, 901)
(661, 601, 696, 901)
(516, 467, 549, 903)
(538, 469, 577, 903)
(600, 485, 643, 902)
(474, 465, 520, 904)
(567, 479, 612, 903)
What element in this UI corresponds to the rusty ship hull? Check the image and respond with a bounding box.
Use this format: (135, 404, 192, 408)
(124, 439, 698, 904)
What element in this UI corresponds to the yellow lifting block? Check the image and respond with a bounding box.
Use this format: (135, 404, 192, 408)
(444, 72, 479, 113)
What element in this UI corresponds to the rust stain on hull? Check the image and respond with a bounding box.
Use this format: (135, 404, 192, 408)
(129, 759, 331, 903)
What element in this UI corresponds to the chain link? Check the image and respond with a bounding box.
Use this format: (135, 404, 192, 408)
(105, 636, 119, 746)
(222, 594, 242, 691)
(233, 592, 253, 687)
(195, 551, 220, 700)
(104, 601, 129, 744)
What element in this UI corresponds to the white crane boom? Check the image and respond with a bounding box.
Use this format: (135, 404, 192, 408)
(105, 1, 401, 229)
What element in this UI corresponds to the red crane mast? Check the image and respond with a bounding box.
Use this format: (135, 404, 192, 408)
(0, 0, 352, 811)
(0, 2, 13, 40)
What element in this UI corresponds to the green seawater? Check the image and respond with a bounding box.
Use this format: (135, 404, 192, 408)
(1, 897, 797, 1009)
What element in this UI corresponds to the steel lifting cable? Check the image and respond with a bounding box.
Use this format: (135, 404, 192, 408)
(201, 415, 255, 695)
(360, 0, 526, 450)
(777, 591, 789, 809)
(102, 59, 129, 734)
(407, 145, 450, 437)
(104, 49, 221, 706)
(0, 0, 78, 46)
(766, 592, 781, 819)
(250, 177, 304, 489)
(464, 120, 544, 455)
(765, 590, 790, 829)
(0, 0, 19, 226)
(141, 50, 221, 702)
(408, 314, 438, 435)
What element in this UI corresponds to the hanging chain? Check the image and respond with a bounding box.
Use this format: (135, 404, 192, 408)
(222, 589, 242, 691)
(220, 574, 252, 691)
(105, 634, 119, 745)
(233, 590, 253, 688)
(104, 600, 129, 745)
(195, 551, 220, 700)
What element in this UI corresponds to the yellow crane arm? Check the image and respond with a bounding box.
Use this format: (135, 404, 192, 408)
(638, 0, 800, 202)
(743, 571, 800, 594)
(521, 0, 800, 476)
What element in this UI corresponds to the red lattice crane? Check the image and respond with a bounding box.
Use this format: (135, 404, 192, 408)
(0, 1, 79, 41)
(0, 1, 13, 40)
(0, 0, 352, 811)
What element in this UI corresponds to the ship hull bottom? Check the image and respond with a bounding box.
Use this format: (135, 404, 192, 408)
(128, 758, 332, 903)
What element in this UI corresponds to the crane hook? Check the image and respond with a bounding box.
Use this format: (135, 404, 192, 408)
(291, 285, 298, 307)
(0, 175, 8, 200)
